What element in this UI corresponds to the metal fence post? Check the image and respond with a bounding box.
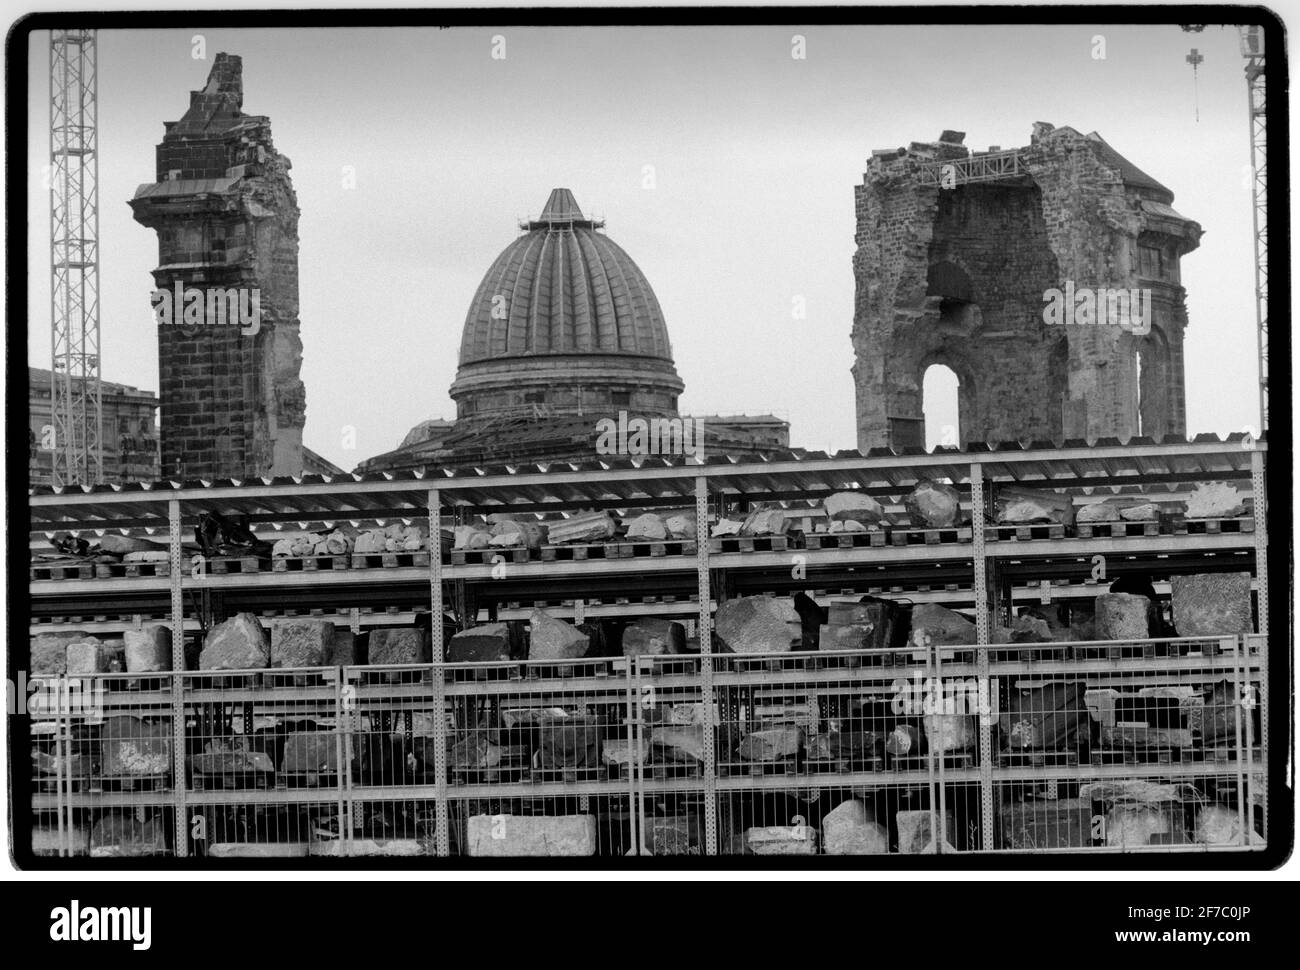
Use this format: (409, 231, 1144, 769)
(428, 488, 450, 857)
(168, 498, 188, 857)
(970, 464, 994, 852)
(695, 476, 718, 855)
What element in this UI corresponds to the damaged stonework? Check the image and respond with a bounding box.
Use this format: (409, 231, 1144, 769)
(852, 124, 1201, 451)
(129, 53, 305, 479)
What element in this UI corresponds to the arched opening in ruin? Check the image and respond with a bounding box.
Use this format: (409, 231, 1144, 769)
(1136, 326, 1170, 439)
(1135, 350, 1144, 437)
(923, 363, 961, 450)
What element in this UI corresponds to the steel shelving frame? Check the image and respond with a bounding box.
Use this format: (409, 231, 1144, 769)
(27, 438, 1272, 858)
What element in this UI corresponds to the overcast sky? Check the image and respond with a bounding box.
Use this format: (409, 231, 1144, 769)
(26, 24, 1261, 469)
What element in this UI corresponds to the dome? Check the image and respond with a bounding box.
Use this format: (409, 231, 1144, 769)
(450, 189, 684, 424)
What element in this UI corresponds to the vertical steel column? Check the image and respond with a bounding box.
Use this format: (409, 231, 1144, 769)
(168, 499, 188, 857)
(428, 488, 450, 857)
(334, 672, 349, 849)
(695, 476, 717, 855)
(1250, 450, 1268, 638)
(970, 464, 994, 851)
(54, 678, 68, 855)
(1250, 449, 1270, 844)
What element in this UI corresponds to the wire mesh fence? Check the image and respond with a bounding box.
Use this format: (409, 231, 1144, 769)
(26, 635, 1267, 858)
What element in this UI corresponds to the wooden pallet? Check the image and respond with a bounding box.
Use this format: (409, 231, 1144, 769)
(449, 664, 519, 682)
(354, 668, 434, 686)
(524, 661, 615, 680)
(191, 769, 274, 791)
(449, 763, 529, 786)
(890, 526, 973, 546)
(1090, 746, 1194, 766)
(92, 560, 172, 579)
(1069, 642, 1158, 661)
(984, 523, 1067, 542)
(719, 757, 800, 778)
(537, 543, 617, 562)
(806, 653, 865, 670)
(34, 774, 94, 793)
(805, 755, 885, 774)
(527, 765, 605, 784)
(272, 555, 352, 573)
(275, 771, 340, 790)
(1075, 520, 1161, 539)
(614, 539, 698, 559)
(614, 760, 703, 781)
(998, 749, 1082, 768)
(989, 645, 1071, 663)
(450, 546, 529, 565)
(801, 530, 888, 551)
(206, 556, 265, 575)
(29, 562, 96, 581)
(1199, 746, 1262, 764)
(888, 751, 976, 771)
(93, 773, 171, 792)
(351, 551, 434, 569)
(1169, 515, 1256, 536)
(187, 671, 333, 691)
(708, 534, 797, 554)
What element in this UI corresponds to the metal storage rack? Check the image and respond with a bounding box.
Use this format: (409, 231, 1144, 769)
(26, 437, 1271, 858)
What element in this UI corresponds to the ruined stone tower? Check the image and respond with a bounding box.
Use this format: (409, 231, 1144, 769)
(852, 124, 1202, 450)
(130, 53, 305, 479)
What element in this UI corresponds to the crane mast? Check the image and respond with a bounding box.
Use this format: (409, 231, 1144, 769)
(1241, 25, 1268, 432)
(49, 28, 102, 486)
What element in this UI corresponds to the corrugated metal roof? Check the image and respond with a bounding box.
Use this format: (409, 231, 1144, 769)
(131, 177, 237, 200)
(26, 435, 1266, 531)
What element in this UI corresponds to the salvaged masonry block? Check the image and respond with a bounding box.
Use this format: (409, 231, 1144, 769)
(368, 627, 430, 666)
(904, 479, 963, 528)
(527, 609, 590, 661)
(448, 623, 510, 663)
(714, 595, 801, 653)
(31, 632, 87, 676)
(823, 799, 890, 855)
(124, 625, 171, 672)
(649, 816, 701, 856)
(1094, 592, 1150, 641)
(537, 715, 601, 768)
(853, 125, 1200, 449)
(1000, 798, 1091, 850)
(466, 814, 597, 857)
(129, 53, 305, 479)
(328, 630, 359, 666)
(90, 815, 168, 858)
(200, 613, 270, 669)
(746, 825, 818, 856)
(101, 716, 172, 776)
(621, 618, 687, 657)
(270, 618, 336, 668)
(280, 732, 340, 775)
(1170, 572, 1253, 637)
(737, 726, 803, 762)
(896, 809, 957, 854)
(1183, 482, 1246, 518)
(909, 603, 976, 646)
(65, 636, 110, 675)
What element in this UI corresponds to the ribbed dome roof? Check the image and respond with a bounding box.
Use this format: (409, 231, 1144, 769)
(458, 189, 674, 365)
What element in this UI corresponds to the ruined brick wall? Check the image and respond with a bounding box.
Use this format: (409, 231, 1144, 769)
(852, 126, 1200, 450)
(130, 54, 304, 480)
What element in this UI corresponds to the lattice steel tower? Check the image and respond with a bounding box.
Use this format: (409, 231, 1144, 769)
(1241, 25, 1268, 431)
(49, 29, 103, 485)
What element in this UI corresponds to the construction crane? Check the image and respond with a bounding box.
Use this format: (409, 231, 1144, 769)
(1180, 24, 1268, 433)
(49, 28, 103, 485)
(1240, 25, 1267, 432)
